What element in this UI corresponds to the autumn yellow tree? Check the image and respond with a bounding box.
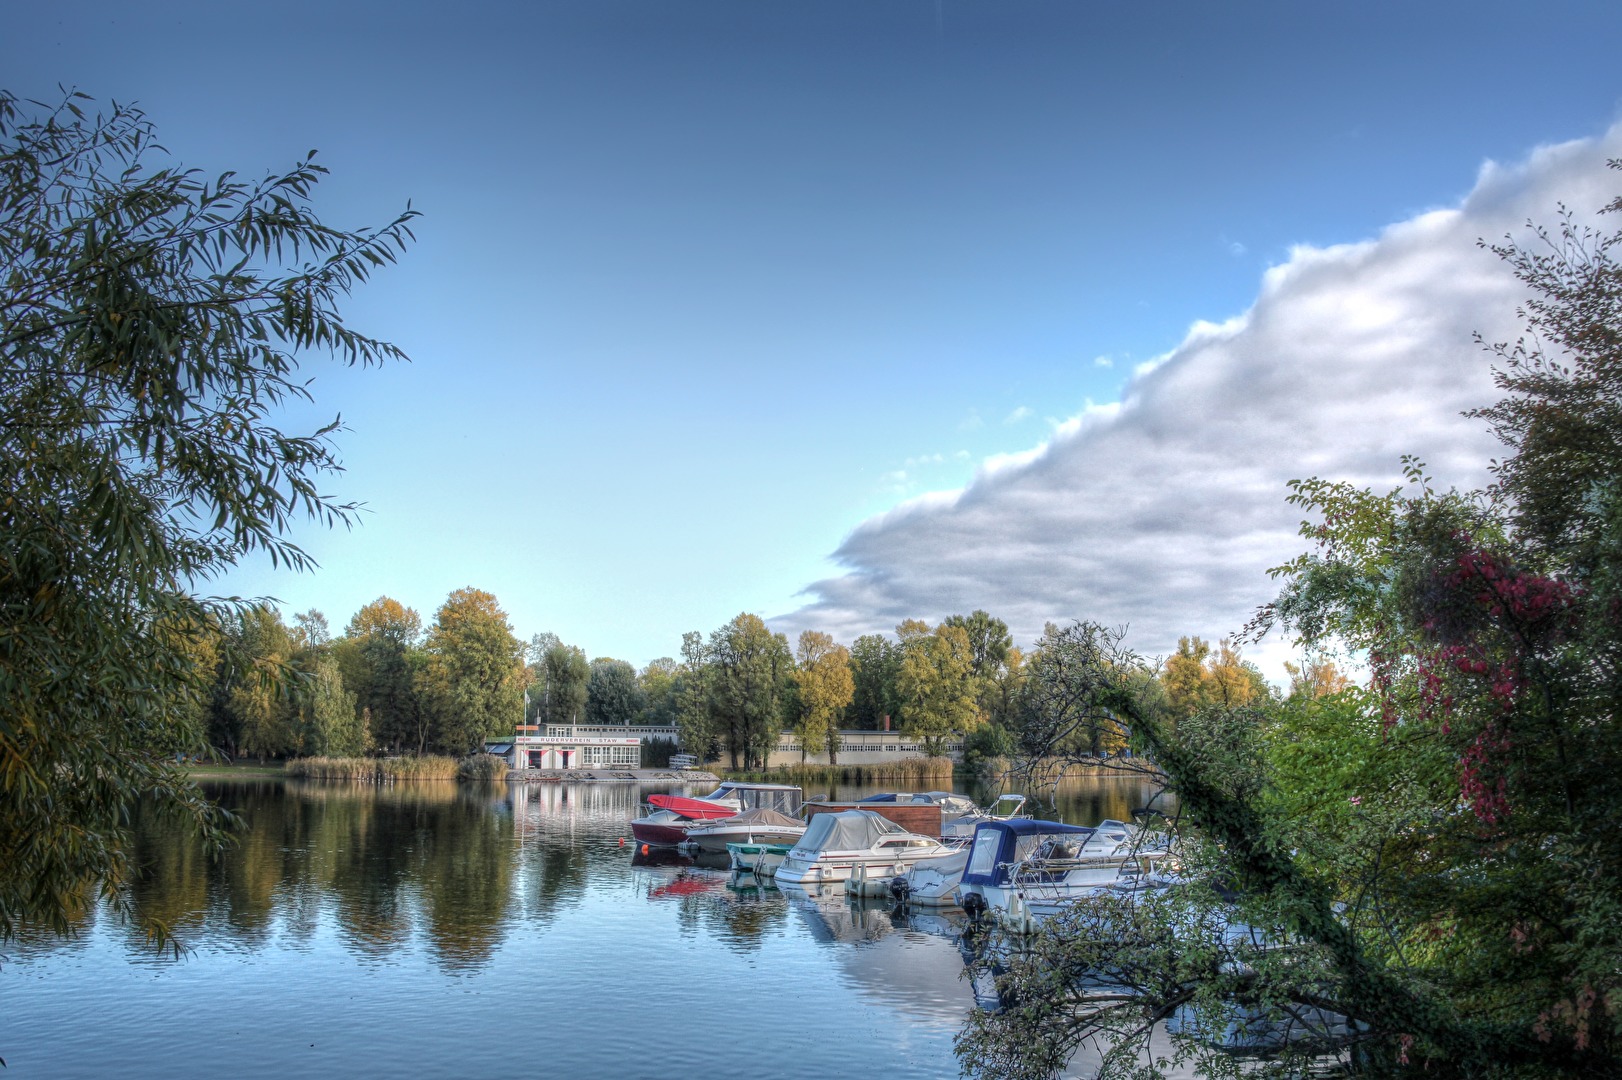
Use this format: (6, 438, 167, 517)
(793, 631, 855, 763)
(1283, 651, 1351, 699)
(1161, 636, 1270, 717)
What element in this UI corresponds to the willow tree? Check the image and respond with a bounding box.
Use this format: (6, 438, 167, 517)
(0, 90, 416, 942)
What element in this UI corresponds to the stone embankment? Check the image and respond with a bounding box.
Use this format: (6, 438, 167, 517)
(505, 768, 720, 783)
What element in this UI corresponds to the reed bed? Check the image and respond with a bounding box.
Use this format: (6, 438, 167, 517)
(285, 755, 461, 781)
(723, 756, 956, 786)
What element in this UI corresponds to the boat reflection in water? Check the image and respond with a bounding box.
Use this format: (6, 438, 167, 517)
(1, 775, 1155, 1080)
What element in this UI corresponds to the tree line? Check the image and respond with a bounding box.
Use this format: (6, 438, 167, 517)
(205, 581, 1298, 774)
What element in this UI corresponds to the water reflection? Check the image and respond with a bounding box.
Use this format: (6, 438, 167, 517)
(110, 773, 1167, 972)
(5, 772, 1175, 1080)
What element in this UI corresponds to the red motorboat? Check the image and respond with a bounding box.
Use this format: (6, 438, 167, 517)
(646, 793, 740, 819)
(630, 782, 802, 847)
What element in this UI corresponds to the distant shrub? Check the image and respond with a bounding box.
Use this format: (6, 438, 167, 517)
(960, 724, 1016, 773)
(456, 754, 510, 781)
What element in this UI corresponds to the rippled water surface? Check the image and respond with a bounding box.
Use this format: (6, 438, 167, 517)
(1, 774, 1160, 1079)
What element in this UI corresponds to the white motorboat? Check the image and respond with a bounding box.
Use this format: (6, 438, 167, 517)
(775, 810, 953, 887)
(956, 818, 1165, 933)
(679, 807, 807, 854)
(886, 843, 972, 906)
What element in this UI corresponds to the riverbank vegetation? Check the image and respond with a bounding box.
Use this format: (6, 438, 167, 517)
(285, 756, 461, 781)
(955, 164, 1622, 1079)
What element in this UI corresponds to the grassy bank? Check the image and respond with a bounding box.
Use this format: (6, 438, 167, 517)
(284, 755, 462, 781)
(721, 757, 956, 786)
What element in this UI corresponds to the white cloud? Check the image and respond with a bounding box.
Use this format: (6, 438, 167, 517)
(1004, 405, 1034, 424)
(774, 125, 1622, 674)
(1093, 355, 1115, 368)
(957, 409, 984, 431)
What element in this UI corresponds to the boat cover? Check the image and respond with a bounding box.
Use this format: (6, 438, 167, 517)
(910, 791, 978, 814)
(794, 810, 906, 854)
(960, 819, 1095, 887)
(697, 807, 803, 830)
(858, 791, 977, 814)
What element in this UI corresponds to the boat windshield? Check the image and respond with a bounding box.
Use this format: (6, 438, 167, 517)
(967, 830, 1002, 877)
(988, 794, 1026, 817)
(1014, 831, 1082, 862)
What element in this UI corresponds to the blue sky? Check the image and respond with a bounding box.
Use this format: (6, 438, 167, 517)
(9, 1, 1622, 669)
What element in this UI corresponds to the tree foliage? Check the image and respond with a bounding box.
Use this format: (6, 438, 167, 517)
(707, 613, 792, 769)
(299, 653, 364, 757)
(542, 643, 589, 728)
(674, 630, 716, 760)
(1160, 635, 1270, 718)
(0, 89, 414, 942)
(585, 657, 644, 726)
(418, 588, 525, 756)
(1012, 622, 1133, 768)
(792, 630, 854, 762)
(344, 596, 425, 754)
(958, 163, 1622, 1080)
(895, 619, 980, 757)
(636, 657, 679, 727)
(849, 632, 901, 730)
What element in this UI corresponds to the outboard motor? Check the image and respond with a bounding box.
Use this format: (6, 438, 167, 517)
(889, 874, 911, 902)
(960, 890, 988, 920)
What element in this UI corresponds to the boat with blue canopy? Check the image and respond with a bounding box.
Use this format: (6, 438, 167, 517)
(955, 818, 1163, 932)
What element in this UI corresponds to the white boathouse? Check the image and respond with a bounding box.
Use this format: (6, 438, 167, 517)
(497, 725, 642, 769)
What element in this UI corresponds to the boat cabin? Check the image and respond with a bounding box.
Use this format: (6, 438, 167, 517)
(960, 819, 1097, 889)
(705, 781, 803, 815)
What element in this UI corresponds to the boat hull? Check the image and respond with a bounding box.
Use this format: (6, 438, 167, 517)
(777, 850, 946, 886)
(630, 814, 700, 847)
(727, 842, 793, 876)
(894, 847, 971, 906)
(682, 823, 805, 854)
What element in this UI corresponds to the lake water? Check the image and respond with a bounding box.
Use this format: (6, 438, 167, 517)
(0, 774, 1161, 1079)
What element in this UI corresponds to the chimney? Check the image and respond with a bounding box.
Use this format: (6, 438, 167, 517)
(882, 714, 891, 732)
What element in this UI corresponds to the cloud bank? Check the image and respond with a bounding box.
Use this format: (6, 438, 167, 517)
(775, 126, 1622, 671)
